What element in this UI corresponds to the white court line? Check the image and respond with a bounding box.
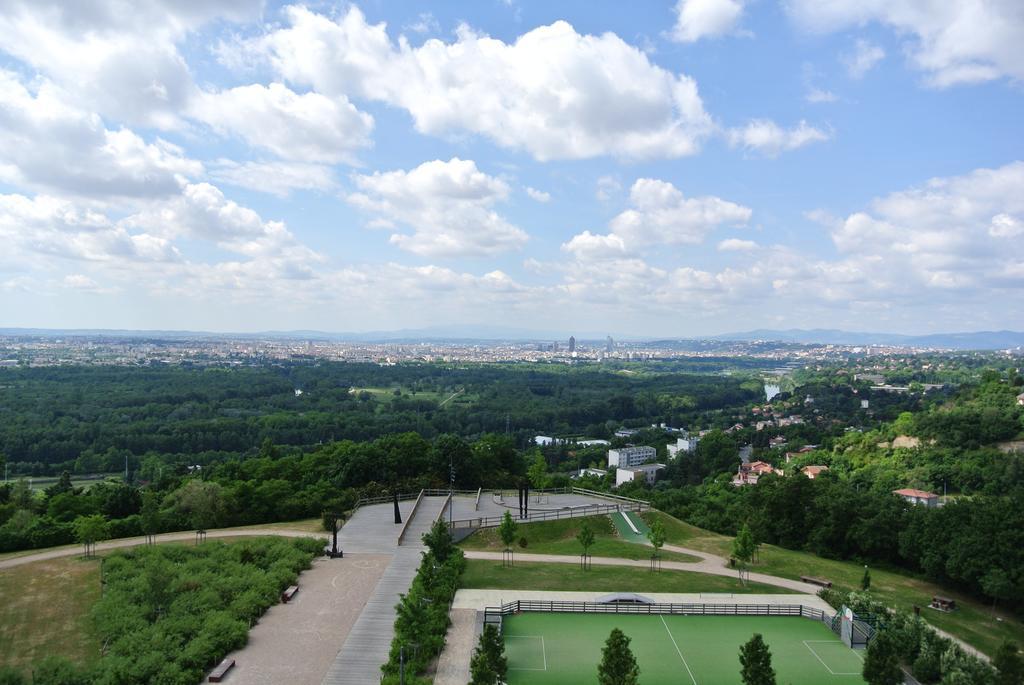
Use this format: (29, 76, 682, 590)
(621, 512, 641, 535)
(506, 635, 548, 671)
(660, 615, 698, 685)
(802, 640, 861, 676)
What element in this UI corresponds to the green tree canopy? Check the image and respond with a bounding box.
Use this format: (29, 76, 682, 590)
(598, 628, 640, 685)
(862, 632, 904, 685)
(739, 633, 776, 685)
(469, 624, 507, 685)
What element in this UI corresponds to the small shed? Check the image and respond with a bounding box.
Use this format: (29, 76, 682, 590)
(930, 596, 956, 612)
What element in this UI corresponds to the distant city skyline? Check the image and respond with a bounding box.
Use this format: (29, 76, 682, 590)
(0, 1, 1022, 335)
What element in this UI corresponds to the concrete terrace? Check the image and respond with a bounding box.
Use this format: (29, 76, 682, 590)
(321, 494, 449, 685)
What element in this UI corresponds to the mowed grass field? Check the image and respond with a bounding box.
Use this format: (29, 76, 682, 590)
(0, 557, 101, 676)
(462, 559, 789, 594)
(502, 612, 867, 685)
(460, 514, 699, 563)
(641, 511, 1024, 657)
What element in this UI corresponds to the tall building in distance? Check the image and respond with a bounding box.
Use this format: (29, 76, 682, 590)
(606, 335, 614, 353)
(568, 336, 576, 353)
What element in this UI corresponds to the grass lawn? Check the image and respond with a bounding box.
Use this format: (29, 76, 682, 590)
(461, 559, 789, 594)
(502, 612, 866, 685)
(0, 556, 101, 677)
(642, 510, 1024, 657)
(460, 514, 700, 563)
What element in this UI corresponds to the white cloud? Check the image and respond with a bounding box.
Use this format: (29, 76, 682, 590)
(210, 160, 337, 197)
(0, 193, 181, 263)
(191, 83, 373, 164)
(525, 187, 552, 203)
(246, 6, 714, 160)
(0, 1, 262, 128)
(563, 178, 751, 259)
(671, 0, 748, 42)
(990, 213, 1023, 239)
(727, 119, 830, 156)
(718, 238, 759, 251)
(348, 158, 529, 257)
(0, 71, 201, 200)
(805, 87, 839, 103)
(828, 161, 1024, 289)
(785, 0, 1024, 87)
(842, 39, 885, 79)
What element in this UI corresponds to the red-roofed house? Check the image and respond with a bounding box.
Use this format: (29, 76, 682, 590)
(893, 488, 939, 508)
(801, 465, 829, 480)
(732, 460, 782, 486)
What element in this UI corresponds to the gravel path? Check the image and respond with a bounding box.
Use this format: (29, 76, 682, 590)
(215, 555, 390, 685)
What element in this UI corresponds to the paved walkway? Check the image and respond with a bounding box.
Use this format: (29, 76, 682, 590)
(432, 608, 476, 685)
(216, 555, 390, 685)
(321, 496, 449, 685)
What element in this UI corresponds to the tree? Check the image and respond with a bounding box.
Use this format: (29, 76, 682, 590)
(739, 633, 776, 685)
(733, 522, 756, 585)
(72, 514, 109, 558)
(139, 490, 162, 545)
(598, 628, 639, 685)
(469, 624, 507, 685)
(577, 519, 595, 569)
(165, 479, 224, 542)
(861, 566, 872, 592)
(498, 511, 518, 566)
(994, 640, 1024, 685)
(527, 453, 550, 490)
(422, 519, 454, 563)
(647, 518, 666, 570)
(862, 632, 903, 685)
(981, 568, 1014, 615)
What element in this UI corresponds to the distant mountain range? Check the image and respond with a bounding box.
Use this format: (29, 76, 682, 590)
(2, 326, 1022, 350)
(711, 328, 1024, 350)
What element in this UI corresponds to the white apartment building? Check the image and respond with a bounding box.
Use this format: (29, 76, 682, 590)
(616, 463, 666, 486)
(607, 446, 657, 468)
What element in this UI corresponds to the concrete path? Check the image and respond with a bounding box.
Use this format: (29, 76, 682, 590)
(432, 608, 476, 685)
(216, 555, 390, 685)
(462, 549, 822, 594)
(321, 496, 449, 685)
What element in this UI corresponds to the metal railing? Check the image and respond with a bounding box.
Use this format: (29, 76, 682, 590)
(448, 500, 647, 531)
(484, 600, 830, 626)
(571, 487, 650, 506)
(397, 490, 426, 546)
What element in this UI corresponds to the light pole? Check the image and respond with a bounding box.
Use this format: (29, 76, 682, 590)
(449, 453, 455, 527)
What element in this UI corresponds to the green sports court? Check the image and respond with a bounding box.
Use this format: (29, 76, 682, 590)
(502, 612, 867, 684)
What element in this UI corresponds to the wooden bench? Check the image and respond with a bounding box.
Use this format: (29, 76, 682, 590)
(800, 576, 833, 588)
(208, 658, 235, 682)
(281, 585, 299, 602)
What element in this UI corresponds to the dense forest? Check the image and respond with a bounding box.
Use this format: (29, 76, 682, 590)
(0, 362, 760, 475)
(0, 358, 1022, 615)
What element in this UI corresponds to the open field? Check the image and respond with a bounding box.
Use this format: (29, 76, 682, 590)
(0, 556, 100, 676)
(462, 559, 789, 594)
(501, 612, 866, 684)
(461, 514, 700, 563)
(642, 511, 1024, 656)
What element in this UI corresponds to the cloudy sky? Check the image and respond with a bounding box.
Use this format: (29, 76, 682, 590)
(1, 0, 1022, 336)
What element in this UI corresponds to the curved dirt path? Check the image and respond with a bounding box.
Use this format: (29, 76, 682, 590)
(0, 528, 322, 570)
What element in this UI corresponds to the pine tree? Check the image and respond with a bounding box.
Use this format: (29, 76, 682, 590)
(861, 566, 871, 591)
(739, 633, 776, 685)
(862, 632, 903, 685)
(470, 624, 507, 685)
(598, 628, 640, 685)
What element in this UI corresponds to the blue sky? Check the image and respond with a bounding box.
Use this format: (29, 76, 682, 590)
(0, 0, 1022, 336)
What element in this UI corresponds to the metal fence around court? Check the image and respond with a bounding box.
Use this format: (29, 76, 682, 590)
(484, 600, 834, 631)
